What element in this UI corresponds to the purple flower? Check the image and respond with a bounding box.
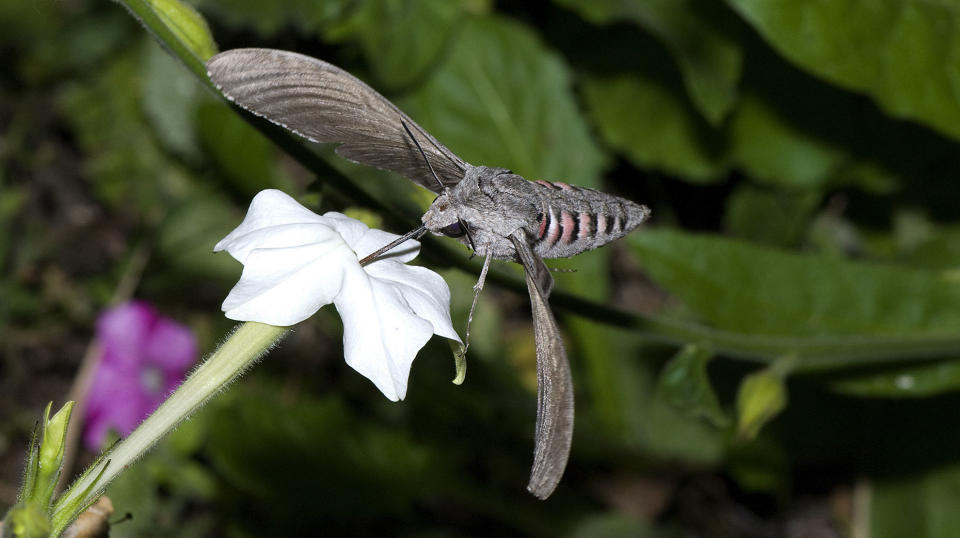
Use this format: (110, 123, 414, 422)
(83, 301, 198, 451)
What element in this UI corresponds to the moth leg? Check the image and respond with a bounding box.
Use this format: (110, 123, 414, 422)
(461, 218, 477, 252)
(463, 248, 493, 354)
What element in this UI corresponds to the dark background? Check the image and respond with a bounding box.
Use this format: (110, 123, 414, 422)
(3, 0, 960, 536)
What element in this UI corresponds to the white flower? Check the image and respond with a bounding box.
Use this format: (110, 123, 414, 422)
(215, 189, 462, 401)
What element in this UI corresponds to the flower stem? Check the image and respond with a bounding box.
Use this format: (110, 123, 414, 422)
(50, 322, 288, 534)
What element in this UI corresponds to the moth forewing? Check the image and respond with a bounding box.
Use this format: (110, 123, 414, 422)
(205, 48, 467, 193)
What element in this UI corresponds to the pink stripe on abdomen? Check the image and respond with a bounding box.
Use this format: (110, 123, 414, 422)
(578, 213, 592, 240)
(597, 214, 608, 236)
(544, 208, 561, 246)
(560, 211, 575, 244)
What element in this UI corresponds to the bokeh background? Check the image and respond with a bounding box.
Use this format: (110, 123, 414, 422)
(3, 0, 960, 536)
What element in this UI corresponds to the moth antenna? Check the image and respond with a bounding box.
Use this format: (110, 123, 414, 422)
(358, 224, 427, 266)
(463, 249, 493, 355)
(400, 119, 445, 191)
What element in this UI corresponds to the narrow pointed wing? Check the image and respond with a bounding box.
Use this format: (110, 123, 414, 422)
(511, 232, 574, 499)
(513, 229, 554, 298)
(206, 48, 467, 193)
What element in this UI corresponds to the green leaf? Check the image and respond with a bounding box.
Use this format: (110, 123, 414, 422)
(657, 345, 729, 427)
(725, 0, 960, 141)
(567, 319, 724, 464)
(723, 184, 820, 246)
(195, 0, 351, 36)
(640, 364, 727, 463)
(898, 224, 960, 271)
(195, 100, 293, 196)
(157, 192, 244, 281)
(726, 436, 789, 494)
(58, 44, 195, 212)
(582, 73, 884, 190)
(141, 41, 204, 161)
(24, 10, 132, 82)
(555, 0, 742, 124)
(326, 0, 465, 89)
(583, 74, 725, 183)
(629, 229, 960, 337)
(829, 359, 960, 398)
(402, 15, 607, 186)
(736, 366, 788, 439)
(565, 514, 657, 538)
(205, 386, 436, 519)
(871, 462, 960, 538)
(727, 95, 847, 189)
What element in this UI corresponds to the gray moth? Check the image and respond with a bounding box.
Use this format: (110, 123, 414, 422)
(206, 48, 650, 500)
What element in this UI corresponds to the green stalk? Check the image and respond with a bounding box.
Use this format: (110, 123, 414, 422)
(111, 0, 215, 81)
(50, 322, 288, 535)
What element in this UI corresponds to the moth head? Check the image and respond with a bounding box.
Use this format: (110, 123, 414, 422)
(422, 193, 469, 238)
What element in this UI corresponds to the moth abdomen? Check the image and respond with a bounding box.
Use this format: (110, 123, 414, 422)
(530, 180, 650, 259)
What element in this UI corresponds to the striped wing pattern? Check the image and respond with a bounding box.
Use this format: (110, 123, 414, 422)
(206, 48, 467, 193)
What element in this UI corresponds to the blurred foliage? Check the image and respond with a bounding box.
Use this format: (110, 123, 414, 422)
(2, 0, 960, 536)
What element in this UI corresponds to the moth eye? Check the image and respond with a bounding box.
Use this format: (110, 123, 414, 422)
(440, 221, 465, 237)
(435, 200, 449, 211)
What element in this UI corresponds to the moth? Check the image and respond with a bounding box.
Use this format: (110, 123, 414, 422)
(206, 49, 650, 499)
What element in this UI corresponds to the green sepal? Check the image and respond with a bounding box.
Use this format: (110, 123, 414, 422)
(657, 344, 730, 427)
(16, 420, 41, 507)
(450, 341, 467, 385)
(3, 402, 75, 537)
(736, 359, 793, 439)
(4, 502, 52, 538)
(49, 459, 112, 536)
(35, 402, 75, 508)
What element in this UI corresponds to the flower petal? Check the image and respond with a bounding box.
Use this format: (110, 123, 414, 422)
(144, 317, 198, 374)
(322, 212, 420, 263)
(222, 240, 356, 326)
(96, 301, 157, 366)
(84, 362, 152, 449)
(214, 190, 328, 262)
(217, 190, 464, 401)
(366, 261, 462, 343)
(334, 264, 435, 401)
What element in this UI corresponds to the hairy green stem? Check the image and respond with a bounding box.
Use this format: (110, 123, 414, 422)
(50, 323, 288, 535)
